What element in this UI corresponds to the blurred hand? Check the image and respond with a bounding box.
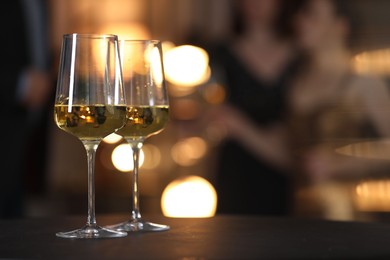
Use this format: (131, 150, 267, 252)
(204, 103, 292, 170)
(303, 147, 337, 183)
(21, 68, 52, 110)
(205, 104, 251, 139)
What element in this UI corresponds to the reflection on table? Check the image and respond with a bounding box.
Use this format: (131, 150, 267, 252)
(2, 214, 390, 259)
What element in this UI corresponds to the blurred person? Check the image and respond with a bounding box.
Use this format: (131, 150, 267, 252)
(204, 0, 302, 215)
(209, 0, 390, 219)
(285, 0, 390, 218)
(0, 0, 53, 218)
(209, 0, 390, 217)
(288, 0, 390, 180)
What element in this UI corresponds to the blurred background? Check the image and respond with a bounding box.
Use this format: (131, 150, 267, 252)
(2, 0, 390, 222)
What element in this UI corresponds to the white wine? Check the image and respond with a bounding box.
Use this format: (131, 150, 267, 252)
(54, 105, 127, 141)
(117, 106, 169, 139)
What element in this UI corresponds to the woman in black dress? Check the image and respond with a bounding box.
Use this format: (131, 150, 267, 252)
(205, 0, 302, 215)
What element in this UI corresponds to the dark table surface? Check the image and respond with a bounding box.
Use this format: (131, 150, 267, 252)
(1, 214, 390, 259)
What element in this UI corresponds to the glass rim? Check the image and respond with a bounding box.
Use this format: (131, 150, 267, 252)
(63, 33, 118, 39)
(118, 39, 161, 44)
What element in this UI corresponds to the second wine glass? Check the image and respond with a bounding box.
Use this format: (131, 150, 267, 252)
(107, 40, 170, 232)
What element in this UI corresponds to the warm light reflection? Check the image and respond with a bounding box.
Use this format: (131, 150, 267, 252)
(354, 179, 390, 211)
(150, 45, 164, 86)
(111, 144, 145, 172)
(103, 133, 123, 144)
(164, 45, 210, 88)
(352, 48, 390, 76)
(161, 175, 217, 218)
(171, 137, 207, 166)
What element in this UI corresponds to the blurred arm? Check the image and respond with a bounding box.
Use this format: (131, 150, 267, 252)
(206, 104, 292, 172)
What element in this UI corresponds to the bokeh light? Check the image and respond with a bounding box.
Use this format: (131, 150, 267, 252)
(111, 143, 145, 172)
(161, 175, 217, 218)
(171, 137, 207, 166)
(354, 179, 390, 211)
(164, 45, 210, 88)
(102, 133, 123, 144)
(141, 144, 161, 170)
(352, 48, 390, 76)
(202, 83, 226, 104)
(150, 45, 164, 85)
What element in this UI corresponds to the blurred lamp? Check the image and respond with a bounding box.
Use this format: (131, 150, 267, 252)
(111, 143, 144, 172)
(164, 45, 210, 87)
(170, 137, 207, 166)
(161, 175, 217, 218)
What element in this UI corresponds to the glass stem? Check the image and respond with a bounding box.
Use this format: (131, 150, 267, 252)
(83, 140, 100, 227)
(129, 140, 144, 221)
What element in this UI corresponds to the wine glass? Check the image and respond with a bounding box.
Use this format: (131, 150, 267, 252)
(106, 40, 170, 232)
(54, 33, 128, 238)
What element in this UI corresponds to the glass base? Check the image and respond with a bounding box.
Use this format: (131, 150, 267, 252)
(106, 219, 170, 232)
(56, 224, 128, 239)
